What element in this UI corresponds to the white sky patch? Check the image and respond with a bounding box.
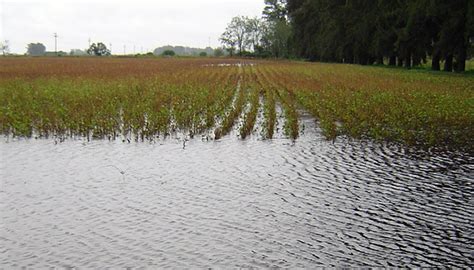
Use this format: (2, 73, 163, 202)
(0, 0, 265, 54)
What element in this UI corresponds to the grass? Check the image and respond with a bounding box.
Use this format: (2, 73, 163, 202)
(0, 57, 472, 152)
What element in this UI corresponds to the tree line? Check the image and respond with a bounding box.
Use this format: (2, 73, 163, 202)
(220, 0, 291, 58)
(221, 0, 474, 72)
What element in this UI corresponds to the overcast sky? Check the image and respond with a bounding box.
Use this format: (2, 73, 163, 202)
(0, 0, 265, 54)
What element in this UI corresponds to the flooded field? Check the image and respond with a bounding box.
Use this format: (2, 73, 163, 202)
(1, 58, 473, 151)
(1, 118, 473, 267)
(1, 58, 473, 267)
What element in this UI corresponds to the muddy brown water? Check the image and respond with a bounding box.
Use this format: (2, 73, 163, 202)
(1, 117, 473, 268)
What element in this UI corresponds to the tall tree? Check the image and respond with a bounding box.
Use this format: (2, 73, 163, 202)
(220, 16, 250, 56)
(262, 0, 292, 58)
(220, 29, 237, 56)
(263, 0, 288, 21)
(246, 17, 265, 52)
(285, 0, 470, 72)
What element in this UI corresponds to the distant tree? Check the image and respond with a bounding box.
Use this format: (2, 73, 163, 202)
(162, 50, 175, 56)
(246, 17, 266, 52)
(261, 0, 292, 58)
(69, 49, 86, 56)
(220, 16, 251, 56)
(220, 16, 268, 56)
(1, 40, 10, 56)
(262, 18, 291, 58)
(199, 52, 207, 57)
(213, 47, 225, 57)
(220, 29, 237, 56)
(87, 42, 111, 56)
(27, 43, 46, 56)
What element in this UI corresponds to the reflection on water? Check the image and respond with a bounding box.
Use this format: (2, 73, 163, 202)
(0, 121, 473, 267)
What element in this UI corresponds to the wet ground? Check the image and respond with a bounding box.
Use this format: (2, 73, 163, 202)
(1, 117, 473, 268)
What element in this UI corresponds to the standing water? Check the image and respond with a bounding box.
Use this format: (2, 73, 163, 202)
(1, 119, 473, 267)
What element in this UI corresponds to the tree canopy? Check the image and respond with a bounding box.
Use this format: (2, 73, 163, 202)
(27, 43, 46, 56)
(287, 0, 473, 72)
(162, 50, 176, 56)
(87, 42, 111, 56)
(220, 0, 473, 72)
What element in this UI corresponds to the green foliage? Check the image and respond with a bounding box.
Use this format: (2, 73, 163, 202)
(220, 16, 251, 56)
(213, 48, 224, 57)
(162, 50, 176, 56)
(263, 0, 288, 21)
(27, 43, 46, 56)
(87, 42, 111, 56)
(287, 0, 471, 72)
(219, 1, 292, 59)
(1, 58, 472, 151)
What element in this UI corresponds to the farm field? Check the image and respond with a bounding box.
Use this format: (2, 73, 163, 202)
(3, 0, 474, 267)
(1, 57, 472, 152)
(1, 57, 473, 268)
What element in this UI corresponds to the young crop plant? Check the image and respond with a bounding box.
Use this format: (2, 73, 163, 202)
(214, 77, 248, 140)
(0, 57, 472, 152)
(239, 83, 260, 139)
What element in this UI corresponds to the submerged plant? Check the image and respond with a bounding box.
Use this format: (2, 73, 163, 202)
(0, 57, 472, 151)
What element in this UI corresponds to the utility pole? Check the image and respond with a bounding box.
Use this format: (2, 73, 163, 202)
(54, 33, 58, 55)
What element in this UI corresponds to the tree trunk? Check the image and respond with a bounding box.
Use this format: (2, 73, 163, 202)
(412, 56, 421, 67)
(397, 57, 404, 67)
(376, 56, 384, 65)
(389, 55, 396, 66)
(454, 46, 466, 73)
(404, 54, 411, 69)
(432, 50, 440, 71)
(346, 49, 354, 64)
(359, 54, 368, 65)
(444, 54, 453, 72)
(368, 56, 376, 65)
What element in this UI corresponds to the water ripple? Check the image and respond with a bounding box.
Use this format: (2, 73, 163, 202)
(0, 134, 473, 267)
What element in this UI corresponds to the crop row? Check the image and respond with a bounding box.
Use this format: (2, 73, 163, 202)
(0, 57, 472, 151)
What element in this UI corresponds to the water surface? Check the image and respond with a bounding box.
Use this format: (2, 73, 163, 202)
(1, 125, 473, 267)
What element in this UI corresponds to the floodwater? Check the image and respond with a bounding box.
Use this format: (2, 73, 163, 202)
(1, 117, 473, 268)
